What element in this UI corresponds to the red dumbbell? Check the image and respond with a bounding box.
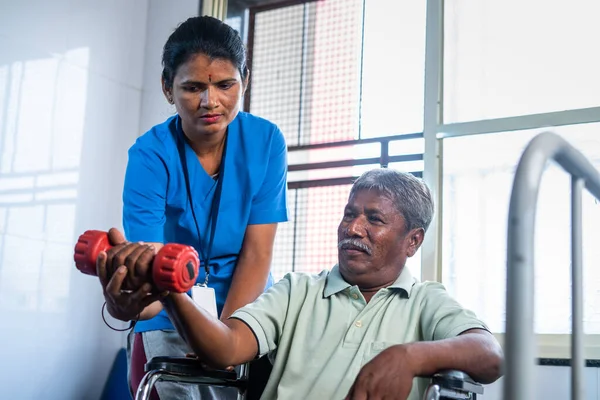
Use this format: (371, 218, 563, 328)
(73, 230, 199, 293)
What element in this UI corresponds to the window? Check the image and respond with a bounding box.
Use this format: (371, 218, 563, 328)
(360, 0, 426, 137)
(444, 0, 600, 122)
(442, 123, 600, 335)
(248, 0, 426, 143)
(246, 0, 426, 281)
(440, 0, 600, 343)
(249, 0, 363, 146)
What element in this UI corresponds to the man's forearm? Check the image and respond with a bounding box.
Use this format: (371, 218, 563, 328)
(405, 329, 503, 384)
(161, 293, 253, 368)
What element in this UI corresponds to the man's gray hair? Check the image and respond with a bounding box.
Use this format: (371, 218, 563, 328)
(350, 169, 434, 232)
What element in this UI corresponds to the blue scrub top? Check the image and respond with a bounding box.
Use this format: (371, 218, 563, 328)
(123, 112, 289, 333)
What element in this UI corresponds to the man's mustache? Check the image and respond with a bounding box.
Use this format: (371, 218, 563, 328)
(338, 238, 372, 255)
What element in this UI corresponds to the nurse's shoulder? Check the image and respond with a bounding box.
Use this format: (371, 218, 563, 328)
(128, 115, 179, 162)
(236, 111, 285, 148)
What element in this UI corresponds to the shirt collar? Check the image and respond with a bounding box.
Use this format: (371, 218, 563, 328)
(323, 265, 351, 297)
(324, 264, 417, 298)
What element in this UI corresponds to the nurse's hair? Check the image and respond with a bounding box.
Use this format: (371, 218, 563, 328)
(349, 169, 434, 233)
(162, 16, 248, 89)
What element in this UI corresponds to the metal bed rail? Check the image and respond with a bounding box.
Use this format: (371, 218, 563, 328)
(505, 131, 600, 400)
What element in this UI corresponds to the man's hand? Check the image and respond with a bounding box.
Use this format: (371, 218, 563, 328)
(345, 345, 416, 400)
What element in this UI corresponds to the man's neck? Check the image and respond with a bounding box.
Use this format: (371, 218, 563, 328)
(358, 278, 398, 303)
(339, 265, 404, 304)
(360, 290, 378, 304)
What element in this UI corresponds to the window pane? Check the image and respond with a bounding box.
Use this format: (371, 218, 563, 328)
(250, 0, 364, 145)
(442, 123, 600, 334)
(444, 0, 600, 122)
(250, 5, 305, 145)
(360, 0, 426, 137)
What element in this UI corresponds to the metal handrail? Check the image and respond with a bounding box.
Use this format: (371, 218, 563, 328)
(505, 131, 600, 400)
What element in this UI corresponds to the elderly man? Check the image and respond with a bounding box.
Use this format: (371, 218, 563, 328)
(99, 169, 503, 400)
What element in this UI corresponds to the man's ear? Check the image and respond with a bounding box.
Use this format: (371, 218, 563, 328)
(406, 228, 425, 257)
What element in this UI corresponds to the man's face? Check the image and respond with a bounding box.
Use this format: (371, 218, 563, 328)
(337, 189, 423, 289)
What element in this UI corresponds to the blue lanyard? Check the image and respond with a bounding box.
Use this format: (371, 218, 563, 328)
(175, 118, 227, 286)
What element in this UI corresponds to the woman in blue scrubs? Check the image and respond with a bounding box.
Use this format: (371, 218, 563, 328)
(98, 16, 288, 399)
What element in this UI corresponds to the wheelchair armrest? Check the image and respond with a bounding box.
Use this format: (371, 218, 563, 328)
(144, 356, 239, 381)
(430, 370, 484, 395)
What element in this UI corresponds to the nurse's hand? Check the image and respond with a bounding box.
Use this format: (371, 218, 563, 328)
(103, 228, 156, 290)
(97, 248, 167, 322)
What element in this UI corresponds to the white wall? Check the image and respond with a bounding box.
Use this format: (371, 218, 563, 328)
(138, 0, 200, 135)
(0, 0, 148, 397)
(0, 0, 193, 399)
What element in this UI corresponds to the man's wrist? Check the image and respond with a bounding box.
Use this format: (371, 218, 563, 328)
(396, 342, 426, 377)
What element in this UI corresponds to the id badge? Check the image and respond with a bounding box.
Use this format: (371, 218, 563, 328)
(191, 285, 218, 319)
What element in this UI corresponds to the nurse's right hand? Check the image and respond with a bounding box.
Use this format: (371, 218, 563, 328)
(97, 246, 166, 322)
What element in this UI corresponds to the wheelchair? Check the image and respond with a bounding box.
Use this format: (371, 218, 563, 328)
(135, 356, 484, 400)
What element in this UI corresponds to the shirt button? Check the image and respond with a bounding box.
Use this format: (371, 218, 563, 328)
(355, 320, 362, 328)
(352, 293, 359, 300)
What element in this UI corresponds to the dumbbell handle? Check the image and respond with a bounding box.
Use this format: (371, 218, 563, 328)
(73, 230, 200, 293)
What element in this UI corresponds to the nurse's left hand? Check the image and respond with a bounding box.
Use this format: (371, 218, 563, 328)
(345, 345, 415, 400)
(97, 247, 166, 322)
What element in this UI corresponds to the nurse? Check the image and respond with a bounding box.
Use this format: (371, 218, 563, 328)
(99, 16, 288, 399)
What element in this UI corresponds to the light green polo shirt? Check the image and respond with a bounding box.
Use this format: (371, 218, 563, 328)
(231, 265, 487, 400)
